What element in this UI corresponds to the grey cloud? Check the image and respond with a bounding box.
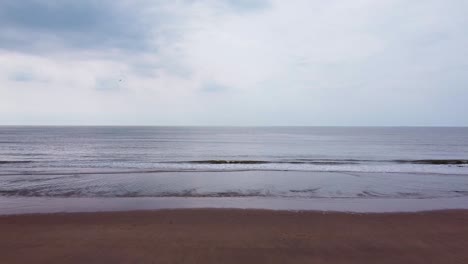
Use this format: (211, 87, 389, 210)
(95, 78, 124, 92)
(0, 0, 152, 53)
(224, 0, 270, 12)
(7, 70, 49, 83)
(9, 72, 35, 82)
(200, 81, 229, 93)
(0, 0, 271, 54)
(182, 0, 270, 12)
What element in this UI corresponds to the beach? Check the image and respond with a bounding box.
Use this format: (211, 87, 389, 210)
(1, 209, 467, 264)
(1, 127, 468, 263)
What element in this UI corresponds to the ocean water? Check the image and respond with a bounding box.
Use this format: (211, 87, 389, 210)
(1, 126, 467, 174)
(1, 126, 468, 213)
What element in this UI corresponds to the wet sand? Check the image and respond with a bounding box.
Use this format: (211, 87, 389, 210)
(1, 209, 467, 264)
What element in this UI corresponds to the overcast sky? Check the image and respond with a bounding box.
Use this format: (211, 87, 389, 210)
(1, 0, 467, 126)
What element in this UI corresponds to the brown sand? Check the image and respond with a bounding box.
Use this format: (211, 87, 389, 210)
(1, 209, 467, 264)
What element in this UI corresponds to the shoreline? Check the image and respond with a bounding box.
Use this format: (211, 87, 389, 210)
(1, 209, 467, 263)
(2, 196, 468, 215)
(1, 207, 466, 217)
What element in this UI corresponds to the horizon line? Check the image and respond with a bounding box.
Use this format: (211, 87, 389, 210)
(0, 125, 467, 128)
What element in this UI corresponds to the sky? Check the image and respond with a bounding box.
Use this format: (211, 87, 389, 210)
(0, 0, 467, 126)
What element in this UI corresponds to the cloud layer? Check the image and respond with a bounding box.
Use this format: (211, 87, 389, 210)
(1, 0, 467, 125)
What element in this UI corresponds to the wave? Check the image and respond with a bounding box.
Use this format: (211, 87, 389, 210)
(187, 160, 270, 164)
(1, 159, 466, 177)
(0, 160, 33, 164)
(185, 159, 359, 165)
(2, 159, 467, 166)
(1, 188, 466, 199)
(395, 160, 468, 165)
(0, 189, 275, 198)
(183, 159, 468, 165)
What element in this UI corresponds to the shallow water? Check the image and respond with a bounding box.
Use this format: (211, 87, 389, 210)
(1, 171, 468, 199)
(2, 196, 468, 215)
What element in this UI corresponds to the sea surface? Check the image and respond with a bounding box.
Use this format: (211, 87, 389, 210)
(1, 126, 468, 213)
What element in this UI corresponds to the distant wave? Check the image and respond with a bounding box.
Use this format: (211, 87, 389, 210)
(187, 160, 270, 164)
(395, 159, 468, 165)
(183, 159, 468, 165)
(0, 161, 33, 164)
(185, 159, 358, 165)
(2, 159, 466, 166)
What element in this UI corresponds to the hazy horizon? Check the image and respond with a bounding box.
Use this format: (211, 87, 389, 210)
(1, 0, 467, 126)
(0, 125, 467, 128)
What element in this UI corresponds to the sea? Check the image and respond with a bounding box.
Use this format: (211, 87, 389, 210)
(1, 126, 467, 214)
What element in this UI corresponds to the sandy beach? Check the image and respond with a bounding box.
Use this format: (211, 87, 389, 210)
(1, 209, 467, 264)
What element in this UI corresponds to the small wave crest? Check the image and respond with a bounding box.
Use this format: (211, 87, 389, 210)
(188, 160, 270, 164)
